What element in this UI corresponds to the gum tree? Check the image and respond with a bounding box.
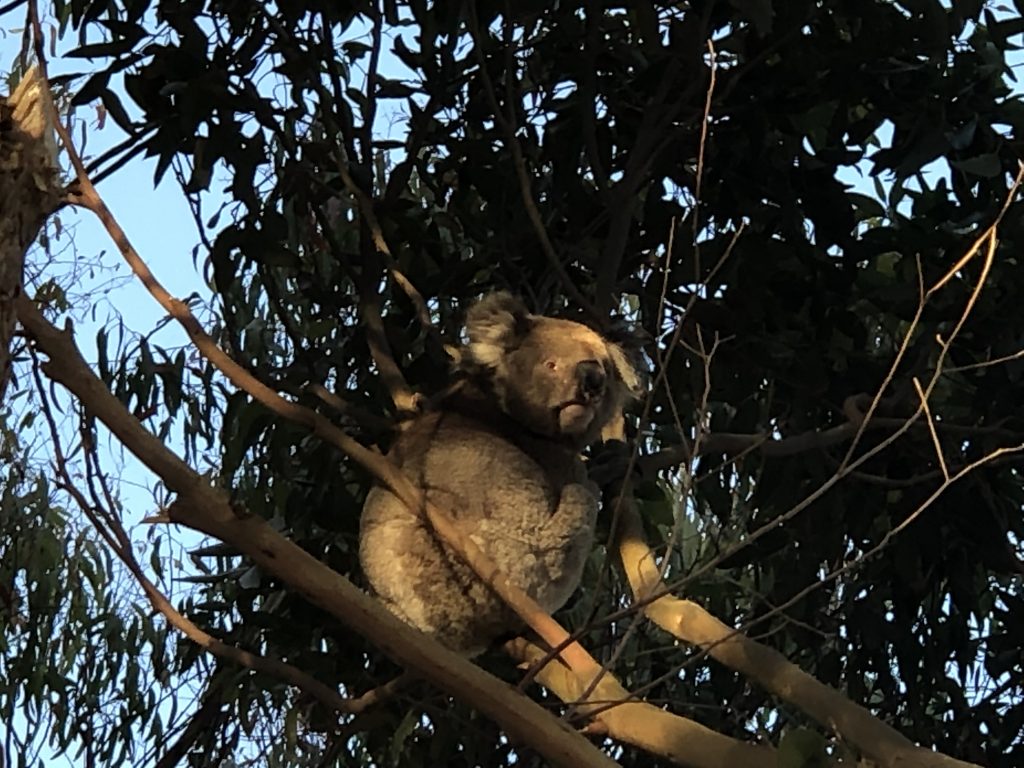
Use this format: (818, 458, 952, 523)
(2, 1, 1023, 766)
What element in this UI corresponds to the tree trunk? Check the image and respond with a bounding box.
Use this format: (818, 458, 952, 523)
(0, 65, 61, 403)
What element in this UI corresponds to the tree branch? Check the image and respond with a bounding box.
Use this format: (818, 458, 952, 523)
(640, 396, 1022, 475)
(467, 6, 598, 319)
(507, 639, 775, 768)
(593, 10, 712, 314)
(153, 680, 226, 768)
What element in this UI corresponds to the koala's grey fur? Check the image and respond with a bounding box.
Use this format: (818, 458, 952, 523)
(359, 293, 640, 654)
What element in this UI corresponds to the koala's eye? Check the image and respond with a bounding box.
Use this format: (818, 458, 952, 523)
(544, 360, 558, 371)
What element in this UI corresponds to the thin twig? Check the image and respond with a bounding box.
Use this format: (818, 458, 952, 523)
(692, 39, 716, 247)
(913, 376, 947, 480)
(945, 347, 1024, 373)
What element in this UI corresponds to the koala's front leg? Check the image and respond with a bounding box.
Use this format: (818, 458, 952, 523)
(531, 479, 600, 612)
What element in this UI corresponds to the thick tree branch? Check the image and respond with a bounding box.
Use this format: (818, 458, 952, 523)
(153, 681, 225, 768)
(641, 394, 1022, 475)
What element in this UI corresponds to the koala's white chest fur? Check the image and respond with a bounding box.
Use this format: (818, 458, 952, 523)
(359, 409, 599, 655)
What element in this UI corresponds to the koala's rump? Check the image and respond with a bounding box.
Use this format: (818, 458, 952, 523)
(359, 412, 597, 654)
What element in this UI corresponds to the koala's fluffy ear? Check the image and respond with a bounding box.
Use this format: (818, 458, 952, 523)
(464, 292, 534, 369)
(608, 343, 644, 397)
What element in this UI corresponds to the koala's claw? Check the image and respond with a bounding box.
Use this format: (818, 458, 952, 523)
(587, 440, 642, 491)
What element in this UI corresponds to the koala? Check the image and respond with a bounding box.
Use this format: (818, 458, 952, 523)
(358, 292, 641, 654)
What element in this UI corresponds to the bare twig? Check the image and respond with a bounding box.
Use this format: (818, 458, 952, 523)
(692, 40, 716, 246)
(335, 158, 436, 336)
(663, 197, 1012, 600)
(946, 347, 1024, 373)
(306, 382, 392, 433)
(913, 376, 948, 480)
(842, 165, 1023, 471)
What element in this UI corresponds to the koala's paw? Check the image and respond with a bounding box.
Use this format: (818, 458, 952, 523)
(587, 440, 643, 492)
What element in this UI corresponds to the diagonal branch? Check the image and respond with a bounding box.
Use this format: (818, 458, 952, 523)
(153, 680, 226, 768)
(640, 392, 1023, 475)
(467, 6, 598, 319)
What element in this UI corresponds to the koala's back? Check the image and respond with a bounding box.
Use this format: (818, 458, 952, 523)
(359, 403, 598, 654)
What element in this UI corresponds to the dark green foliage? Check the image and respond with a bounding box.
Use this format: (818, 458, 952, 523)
(0, 456, 171, 767)
(7, 0, 1024, 765)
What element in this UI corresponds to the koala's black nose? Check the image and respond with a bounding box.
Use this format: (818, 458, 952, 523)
(576, 360, 606, 400)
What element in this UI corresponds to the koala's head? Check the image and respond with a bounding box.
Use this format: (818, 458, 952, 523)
(462, 292, 642, 447)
